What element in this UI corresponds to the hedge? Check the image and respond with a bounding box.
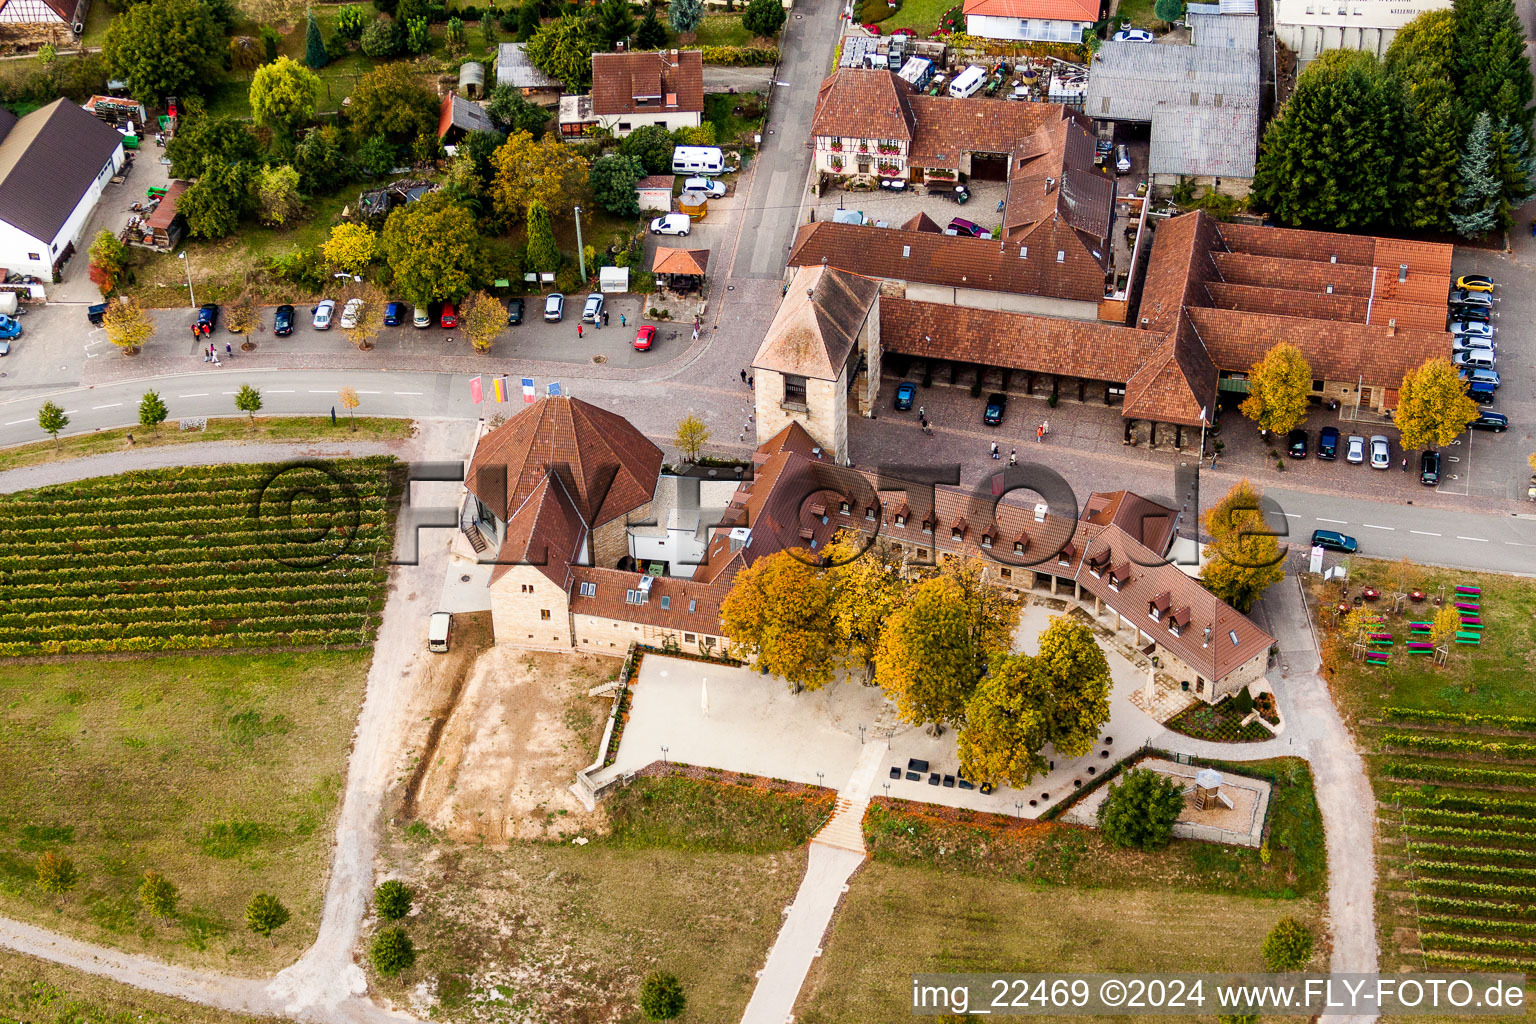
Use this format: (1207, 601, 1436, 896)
(1420, 914, 1536, 937)
(1407, 842, 1536, 866)
(1384, 707, 1536, 732)
(1416, 895, 1536, 920)
(1393, 790, 1536, 817)
(1420, 932, 1536, 956)
(1382, 732, 1536, 760)
(699, 45, 779, 65)
(1383, 761, 1536, 788)
(1423, 950, 1536, 972)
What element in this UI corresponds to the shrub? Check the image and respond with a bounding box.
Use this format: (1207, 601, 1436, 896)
(35, 852, 78, 895)
(638, 971, 686, 1020)
(460, 2, 480, 17)
(139, 871, 180, 918)
(1096, 768, 1183, 851)
(1233, 686, 1253, 715)
(370, 926, 416, 975)
(375, 879, 414, 920)
(1262, 916, 1313, 970)
(361, 16, 403, 55)
(246, 892, 290, 940)
(699, 45, 779, 65)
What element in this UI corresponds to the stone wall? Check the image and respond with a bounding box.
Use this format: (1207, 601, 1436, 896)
(490, 564, 573, 649)
(573, 612, 726, 655)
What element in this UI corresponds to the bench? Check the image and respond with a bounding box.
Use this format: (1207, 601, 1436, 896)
(1455, 585, 1482, 595)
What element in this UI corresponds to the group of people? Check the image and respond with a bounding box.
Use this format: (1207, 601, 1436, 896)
(201, 340, 231, 364)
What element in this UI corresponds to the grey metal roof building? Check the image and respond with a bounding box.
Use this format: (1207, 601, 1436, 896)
(496, 42, 561, 90)
(1085, 40, 1259, 122)
(1149, 104, 1258, 178)
(1188, 10, 1258, 48)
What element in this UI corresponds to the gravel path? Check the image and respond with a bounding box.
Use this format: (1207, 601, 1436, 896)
(0, 422, 473, 1023)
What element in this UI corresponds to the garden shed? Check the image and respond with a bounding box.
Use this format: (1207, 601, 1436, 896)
(458, 61, 485, 99)
(636, 175, 674, 213)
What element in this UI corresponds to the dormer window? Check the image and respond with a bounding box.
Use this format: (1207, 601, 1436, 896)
(865, 504, 878, 521)
(1148, 605, 1160, 621)
(921, 515, 935, 535)
(1148, 591, 1170, 622)
(1108, 574, 1121, 592)
(839, 500, 851, 515)
(951, 516, 966, 542)
(895, 513, 906, 527)
(981, 527, 995, 549)
(1169, 606, 1190, 638)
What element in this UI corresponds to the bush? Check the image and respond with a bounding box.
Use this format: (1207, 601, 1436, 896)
(555, 264, 583, 293)
(375, 879, 413, 920)
(360, 16, 403, 55)
(1096, 767, 1184, 851)
(460, 2, 480, 16)
(638, 971, 686, 1020)
(859, 0, 896, 22)
(1262, 916, 1313, 970)
(699, 45, 779, 65)
(370, 926, 416, 975)
(1233, 686, 1253, 715)
(35, 852, 79, 895)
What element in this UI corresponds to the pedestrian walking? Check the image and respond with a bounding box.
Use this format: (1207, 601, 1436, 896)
(331, 406, 336, 425)
(620, 313, 627, 328)
(1036, 425, 1044, 443)
(602, 309, 610, 326)
(1401, 456, 1408, 472)
(577, 324, 584, 338)
(990, 441, 1000, 459)
(225, 342, 232, 358)
(1211, 455, 1218, 470)
(740, 368, 748, 383)
(1008, 449, 1017, 466)
(202, 322, 211, 337)
(192, 324, 202, 344)
(211, 354, 220, 366)
(747, 376, 754, 390)
(203, 345, 210, 363)
(1042, 418, 1050, 436)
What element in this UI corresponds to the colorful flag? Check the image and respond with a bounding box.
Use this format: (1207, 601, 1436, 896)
(522, 377, 536, 403)
(547, 381, 562, 397)
(492, 376, 507, 403)
(469, 376, 483, 404)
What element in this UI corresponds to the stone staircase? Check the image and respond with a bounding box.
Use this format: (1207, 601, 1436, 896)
(812, 795, 867, 854)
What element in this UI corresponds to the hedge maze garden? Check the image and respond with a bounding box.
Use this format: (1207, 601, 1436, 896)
(0, 458, 399, 656)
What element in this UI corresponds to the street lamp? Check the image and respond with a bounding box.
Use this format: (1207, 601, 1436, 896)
(660, 744, 669, 765)
(176, 250, 195, 308)
(816, 771, 825, 788)
(1014, 801, 1024, 819)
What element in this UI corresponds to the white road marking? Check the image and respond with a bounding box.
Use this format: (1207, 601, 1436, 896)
(221, 391, 236, 395)
(356, 390, 381, 394)
(393, 391, 423, 396)
(63, 409, 77, 415)
(179, 393, 209, 398)
(1409, 530, 1441, 537)
(1316, 517, 1347, 524)
(1506, 541, 1530, 547)
(1283, 513, 1301, 519)
(1363, 524, 1394, 531)
(91, 403, 121, 410)
(268, 389, 295, 394)
(1456, 536, 1489, 543)
(307, 390, 334, 394)
(4, 418, 27, 425)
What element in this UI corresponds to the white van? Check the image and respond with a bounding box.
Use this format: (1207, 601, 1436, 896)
(428, 611, 452, 653)
(672, 145, 725, 175)
(948, 65, 987, 99)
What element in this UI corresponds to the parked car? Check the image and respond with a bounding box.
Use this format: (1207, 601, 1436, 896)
(582, 293, 603, 323)
(894, 381, 917, 411)
(0, 315, 21, 341)
(1460, 366, 1501, 388)
(1420, 450, 1441, 486)
(1468, 379, 1498, 403)
(1470, 411, 1508, 432)
(1115, 144, 1131, 173)
(1369, 434, 1391, 469)
(1448, 304, 1492, 322)
(683, 176, 726, 198)
(633, 325, 656, 351)
(1455, 274, 1494, 293)
(506, 298, 525, 325)
(383, 301, 405, 327)
(544, 293, 565, 322)
(196, 303, 219, 330)
(311, 299, 335, 330)
(1346, 434, 1366, 464)
(273, 304, 294, 336)
(983, 392, 1007, 426)
(1287, 428, 1308, 458)
(1317, 426, 1339, 460)
(440, 301, 458, 328)
(339, 297, 364, 330)
(1453, 289, 1494, 307)
(1453, 350, 1498, 371)
(1449, 320, 1494, 339)
(1452, 336, 1495, 355)
(1113, 27, 1153, 40)
(945, 217, 987, 237)
(413, 306, 431, 328)
(650, 213, 691, 236)
(1311, 529, 1358, 554)
(87, 302, 107, 326)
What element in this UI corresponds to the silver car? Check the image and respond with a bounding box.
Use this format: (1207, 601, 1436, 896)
(582, 292, 603, 323)
(311, 299, 335, 330)
(1346, 434, 1366, 464)
(1369, 434, 1390, 470)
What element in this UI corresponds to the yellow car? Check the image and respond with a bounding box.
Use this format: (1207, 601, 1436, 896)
(1456, 274, 1494, 293)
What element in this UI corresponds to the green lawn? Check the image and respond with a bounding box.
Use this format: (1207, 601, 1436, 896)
(796, 862, 1320, 1022)
(604, 775, 834, 853)
(703, 92, 766, 149)
(0, 651, 370, 972)
(0, 416, 411, 474)
(0, 459, 396, 655)
(882, 0, 959, 34)
(1, 951, 295, 1023)
(693, 12, 756, 46)
(1113, 0, 1157, 28)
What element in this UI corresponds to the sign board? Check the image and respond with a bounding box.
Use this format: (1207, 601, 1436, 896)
(599, 266, 629, 293)
(539, 272, 556, 284)
(1309, 545, 1324, 575)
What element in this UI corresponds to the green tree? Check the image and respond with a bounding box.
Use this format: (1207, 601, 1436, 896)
(404, 13, 429, 52)
(254, 164, 303, 227)
(180, 162, 252, 239)
(166, 114, 259, 178)
(304, 7, 328, 68)
(596, 0, 634, 45)
(527, 14, 596, 88)
(445, 14, 467, 52)
(481, 12, 497, 48)
(37, 400, 68, 448)
(589, 153, 643, 215)
(234, 384, 263, 422)
(348, 63, 439, 146)
(336, 2, 367, 38)
(1250, 50, 1407, 229)
(370, 927, 416, 975)
(490, 129, 589, 222)
(1031, 616, 1113, 757)
(1152, 0, 1182, 23)
(635, 5, 667, 47)
(516, 0, 540, 39)
(294, 126, 348, 194)
(874, 559, 1014, 731)
(668, 0, 702, 33)
(1096, 768, 1185, 850)
(1239, 341, 1311, 435)
(638, 971, 686, 1021)
(88, 229, 129, 295)
(360, 15, 404, 56)
(104, 0, 223, 103)
(619, 123, 676, 174)
(228, 35, 263, 77)
(1200, 478, 1286, 613)
(380, 192, 483, 305)
(525, 199, 560, 273)
(1452, 110, 1502, 237)
(1395, 356, 1478, 450)
(35, 851, 79, 895)
(719, 549, 840, 691)
(1401, 97, 1463, 231)
(246, 892, 290, 941)
(139, 871, 180, 918)
(138, 389, 168, 433)
(742, 0, 786, 37)
(375, 879, 413, 920)
(1262, 916, 1314, 970)
(1452, 0, 1532, 128)
(673, 411, 710, 460)
(1491, 118, 1536, 231)
(486, 83, 549, 135)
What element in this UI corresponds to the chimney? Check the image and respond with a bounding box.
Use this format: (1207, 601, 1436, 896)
(1399, 263, 1408, 283)
(1387, 318, 1397, 336)
(1202, 626, 1211, 648)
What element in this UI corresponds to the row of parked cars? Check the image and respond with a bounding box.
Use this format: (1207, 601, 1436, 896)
(1449, 274, 1501, 402)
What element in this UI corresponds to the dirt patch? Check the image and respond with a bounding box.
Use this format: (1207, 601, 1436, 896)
(412, 647, 619, 843)
(397, 611, 493, 821)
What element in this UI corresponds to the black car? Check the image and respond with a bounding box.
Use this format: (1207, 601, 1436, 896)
(507, 297, 525, 325)
(273, 304, 294, 336)
(383, 301, 405, 327)
(196, 303, 219, 330)
(1317, 425, 1339, 460)
(87, 302, 107, 326)
(1420, 450, 1441, 486)
(1471, 411, 1508, 431)
(1287, 428, 1308, 458)
(983, 392, 1007, 426)
(1449, 305, 1492, 322)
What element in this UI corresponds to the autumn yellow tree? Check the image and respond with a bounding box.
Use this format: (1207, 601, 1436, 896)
(1201, 478, 1286, 612)
(337, 386, 361, 429)
(341, 282, 386, 350)
(489, 130, 589, 224)
(719, 548, 839, 691)
(226, 293, 260, 350)
(321, 222, 377, 276)
(102, 298, 154, 355)
(460, 290, 504, 353)
(1396, 356, 1479, 450)
(1429, 602, 1461, 650)
(825, 535, 907, 682)
(1240, 341, 1312, 436)
(674, 414, 710, 462)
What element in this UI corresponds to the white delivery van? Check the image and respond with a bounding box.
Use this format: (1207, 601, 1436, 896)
(672, 145, 725, 175)
(948, 65, 987, 99)
(428, 611, 452, 653)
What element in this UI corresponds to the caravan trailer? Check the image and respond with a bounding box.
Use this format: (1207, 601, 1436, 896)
(948, 65, 987, 98)
(671, 146, 725, 175)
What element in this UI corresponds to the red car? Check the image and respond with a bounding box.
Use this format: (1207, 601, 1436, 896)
(440, 301, 458, 328)
(633, 325, 656, 351)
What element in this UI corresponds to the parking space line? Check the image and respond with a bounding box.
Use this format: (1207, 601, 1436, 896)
(1363, 524, 1394, 530)
(1316, 517, 1347, 524)
(1456, 536, 1489, 542)
(1410, 530, 1441, 537)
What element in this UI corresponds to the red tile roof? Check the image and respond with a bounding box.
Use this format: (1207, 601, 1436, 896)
(811, 69, 915, 140)
(652, 247, 710, 276)
(489, 471, 588, 586)
(568, 566, 729, 632)
(591, 50, 703, 116)
(964, 0, 1101, 22)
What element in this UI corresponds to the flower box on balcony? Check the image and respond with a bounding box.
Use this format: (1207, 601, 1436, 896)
(877, 145, 900, 154)
(829, 141, 843, 152)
